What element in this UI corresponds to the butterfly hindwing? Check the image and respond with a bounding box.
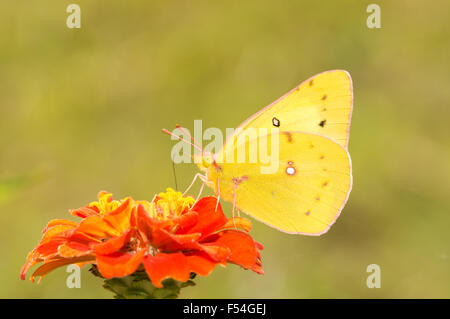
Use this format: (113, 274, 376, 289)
(209, 131, 352, 235)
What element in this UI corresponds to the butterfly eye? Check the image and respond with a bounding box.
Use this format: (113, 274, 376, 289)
(272, 117, 280, 127)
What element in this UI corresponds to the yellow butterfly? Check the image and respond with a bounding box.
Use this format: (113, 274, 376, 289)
(168, 70, 353, 235)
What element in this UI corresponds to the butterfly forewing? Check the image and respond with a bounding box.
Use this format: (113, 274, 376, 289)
(224, 70, 353, 151)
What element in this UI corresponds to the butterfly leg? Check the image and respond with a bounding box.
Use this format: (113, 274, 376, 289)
(215, 177, 221, 212)
(192, 182, 205, 206)
(183, 173, 203, 196)
(232, 192, 237, 229)
(191, 174, 208, 205)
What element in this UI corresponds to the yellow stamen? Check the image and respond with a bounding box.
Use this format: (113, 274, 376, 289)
(147, 188, 195, 220)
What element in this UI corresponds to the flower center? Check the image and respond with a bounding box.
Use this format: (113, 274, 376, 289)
(148, 188, 195, 220)
(88, 191, 122, 215)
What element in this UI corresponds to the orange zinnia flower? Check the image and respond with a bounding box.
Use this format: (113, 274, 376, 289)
(21, 189, 263, 288)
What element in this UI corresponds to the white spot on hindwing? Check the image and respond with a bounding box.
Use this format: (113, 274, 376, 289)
(286, 161, 296, 176)
(286, 167, 296, 175)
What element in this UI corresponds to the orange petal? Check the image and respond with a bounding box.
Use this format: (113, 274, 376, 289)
(172, 211, 199, 233)
(151, 228, 201, 251)
(40, 225, 74, 245)
(143, 252, 190, 288)
(213, 230, 258, 269)
(58, 241, 92, 258)
(255, 241, 264, 251)
(76, 215, 121, 238)
(130, 206, 137, 228)
(68, 230, 102, 245)
(136, 205, 151, 234)
(42, 219, 78, 233)
(93, 230, 131, 255)
(251, 260, 264, 275)
(188, 197, 227, 236)
(96, 249, 145, 279)
(20, 250, 40, 280)
(70, 207, 99, 218)
(223, 217, 252, 232)
(186, 253, 218, 277)
(103, 198, 132, 234)
(197, 244, 230, 262)
(30, 255, 96, 282)
(136, 204, 171, 235)
(35, 238, 66, 258)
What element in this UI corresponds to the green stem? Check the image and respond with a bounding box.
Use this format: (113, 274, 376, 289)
(89, 265, 196, 299)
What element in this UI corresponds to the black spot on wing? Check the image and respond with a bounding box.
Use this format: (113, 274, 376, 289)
(272, 117, 280, 127)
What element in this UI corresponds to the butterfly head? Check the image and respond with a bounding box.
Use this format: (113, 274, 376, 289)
(196, 152, 223, 173)
(195, 152, 222, 191)
(195, 152, 215, 172)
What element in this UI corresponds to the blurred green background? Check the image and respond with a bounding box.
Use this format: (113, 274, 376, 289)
(1, 1, 449, 298)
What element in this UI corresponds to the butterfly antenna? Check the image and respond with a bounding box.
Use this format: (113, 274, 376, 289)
(162, 128, 203, 153)
(176, 124, 204, 157)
